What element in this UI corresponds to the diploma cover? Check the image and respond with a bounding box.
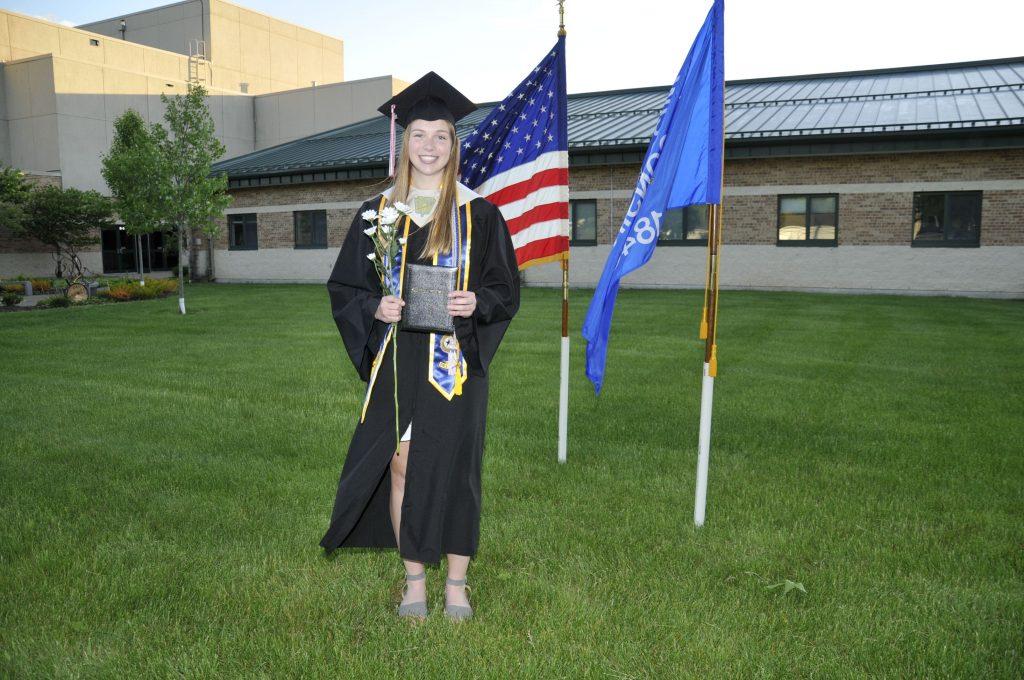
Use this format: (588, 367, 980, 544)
(400, 263, 456, 334)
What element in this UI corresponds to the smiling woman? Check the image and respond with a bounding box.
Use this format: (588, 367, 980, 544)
(319, 71, 521, 623)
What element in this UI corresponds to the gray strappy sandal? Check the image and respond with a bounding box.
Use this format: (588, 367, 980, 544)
(444, 577, 473, 621)
(396, 571, 427, 619)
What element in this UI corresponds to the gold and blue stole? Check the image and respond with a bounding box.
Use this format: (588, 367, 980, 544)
(360, 196, 472, 423)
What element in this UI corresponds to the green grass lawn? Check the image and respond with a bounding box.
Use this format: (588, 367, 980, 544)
(1, 284, 1021, 678)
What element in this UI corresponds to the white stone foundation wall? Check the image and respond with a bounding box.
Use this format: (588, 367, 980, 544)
(212, 247, 339, 283)
(210, 245, 1024, 298)
(525, 245, 1024, 298)
(0, 252, 103, 279)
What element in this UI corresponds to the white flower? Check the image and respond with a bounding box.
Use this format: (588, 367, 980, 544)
(380, 223, 393, 234)
(361, 209, 378, 221)
(366, 253, 376, 261)
(363, 226, 377, 236)
(380, 206, 400, 225)
(393, 201, 411, 214)
(398, 236, 407, 245)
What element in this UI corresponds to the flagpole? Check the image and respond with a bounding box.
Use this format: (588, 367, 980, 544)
(694, 204, 721, 526)
(556, 0, 570, 464)
(695, 0, 725, 526)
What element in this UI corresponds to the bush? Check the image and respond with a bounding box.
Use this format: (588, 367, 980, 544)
(102, 284, 134, 301)
(2, 291, 23, 306)
(1, 283, 25, 294)
(29, 278, 53, 293)
(101, 280, 170, 301)
(39, 295, 70, 308)
(147, 278, 179, 294)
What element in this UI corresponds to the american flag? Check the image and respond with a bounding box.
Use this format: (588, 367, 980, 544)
(459, 36, 569, 269)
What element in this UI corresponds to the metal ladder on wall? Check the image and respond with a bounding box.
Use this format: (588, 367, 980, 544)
(187, 39, 209, 86)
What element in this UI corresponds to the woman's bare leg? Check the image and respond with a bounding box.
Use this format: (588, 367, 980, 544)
(445, 553, 471, 607)
(390, 440, 426, 604)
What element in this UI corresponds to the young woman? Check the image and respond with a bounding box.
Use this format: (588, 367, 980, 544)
(319, 72, 520, 621)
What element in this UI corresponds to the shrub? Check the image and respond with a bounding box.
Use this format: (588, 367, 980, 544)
(1, 283, 25, 294)
(29, 278, 53, 293)
(102, 281, 165, 301)
(103, 283, 134, 301)
(146, 278, 178, 295)
(39, 295, 70, 308)
(2, 291, 23, 306)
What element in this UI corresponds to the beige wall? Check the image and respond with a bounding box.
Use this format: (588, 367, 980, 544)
(1, 51, 255, 192)
(77, 0, 345, 95)
(0, 9, 185, 80)
(207, 0, 344, 95)
(255, 76, 405, 150)
(76, 0, 206, 60)
(3, 56, 59, 173)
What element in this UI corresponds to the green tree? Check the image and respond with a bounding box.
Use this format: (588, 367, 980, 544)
(15, 186, 114, 279)
(0, 166, 33, 235)
(155, 83, 232, 314)
(101, 109, 172, 283)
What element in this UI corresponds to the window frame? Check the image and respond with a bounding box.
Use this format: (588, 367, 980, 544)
(293, 209, 328, 249)
(910, 191, 982, 248)
(776, 194, 839, 247)
(228, 213, 258, 251)
(657, 204, 710, 247)
(569, 199, 598, 246)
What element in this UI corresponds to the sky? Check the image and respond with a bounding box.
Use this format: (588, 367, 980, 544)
(17, 0, 1024, 102)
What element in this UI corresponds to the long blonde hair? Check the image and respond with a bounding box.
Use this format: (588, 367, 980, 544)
(388, 121, 461, 259)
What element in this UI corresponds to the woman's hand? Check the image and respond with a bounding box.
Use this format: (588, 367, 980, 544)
(374, 295, 405, 323)
(447, 290, 476, 318)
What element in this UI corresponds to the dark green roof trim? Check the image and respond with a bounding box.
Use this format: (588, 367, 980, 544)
(725, 55, 1024, 86)
(216, 56, 1024, 183)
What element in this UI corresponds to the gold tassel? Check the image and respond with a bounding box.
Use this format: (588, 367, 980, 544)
(699, 308, 708, 340)
(709, 344, 718, 377)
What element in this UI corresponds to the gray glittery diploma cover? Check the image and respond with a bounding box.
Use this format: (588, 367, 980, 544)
(400, 263, 457, 334)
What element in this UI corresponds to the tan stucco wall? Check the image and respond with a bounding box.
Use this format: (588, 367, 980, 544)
(255, 76, 406, 150)
(77, 0, 344, 95)
(76, 0, 206, 61)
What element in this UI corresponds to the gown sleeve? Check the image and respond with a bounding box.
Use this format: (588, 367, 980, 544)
(327, 201, 390, 382)
(455, 200, 521, 376)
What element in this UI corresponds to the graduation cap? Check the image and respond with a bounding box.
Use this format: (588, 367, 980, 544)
(380, 72, 476, 176)
(378, 71, 477, 128)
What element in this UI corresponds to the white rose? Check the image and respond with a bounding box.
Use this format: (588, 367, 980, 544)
(361, 209, 378, 221)
(380, 206, 400, 225)
(393, 201, 411, 214)
(363, 226, 377, 236)
(398, 236, 407, 245)
(366, 253, 376, 261)
(380, 223, 393, 234)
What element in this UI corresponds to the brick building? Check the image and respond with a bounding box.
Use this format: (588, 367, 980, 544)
(211, 56, 1024, 297)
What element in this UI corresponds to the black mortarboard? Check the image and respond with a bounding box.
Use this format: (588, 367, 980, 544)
(378, 71, 477, 128)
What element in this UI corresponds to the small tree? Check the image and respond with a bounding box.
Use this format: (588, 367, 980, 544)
(101, 109, 172, 283)
(15, 186, 114, 279)
(0, 166, 33, 235)
(155, 83, 232, 314)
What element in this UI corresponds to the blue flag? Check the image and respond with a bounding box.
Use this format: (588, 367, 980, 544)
(581, 0, 724, 394)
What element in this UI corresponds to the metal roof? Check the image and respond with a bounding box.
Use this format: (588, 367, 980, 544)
(214, 57, 1024, 179)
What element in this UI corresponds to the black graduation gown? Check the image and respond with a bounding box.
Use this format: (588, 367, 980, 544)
(319, 194, 520, 565)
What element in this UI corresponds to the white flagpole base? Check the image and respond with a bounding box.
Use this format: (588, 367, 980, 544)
(557, 336, 569, 464)
(178, 297, 186, 315)
(694, 361, 715, 526)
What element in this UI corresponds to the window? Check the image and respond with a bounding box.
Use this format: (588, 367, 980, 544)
(294, 210, 327, 248)
(912, 192, 981, 247)
(777, 195, 838, 246)
(228, 213, 258, 250)
(659, 205, 709, 245)
(570, 200, 597, 245)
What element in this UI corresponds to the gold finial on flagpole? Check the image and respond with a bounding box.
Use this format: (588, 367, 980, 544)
(558, 0, 566, 37)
